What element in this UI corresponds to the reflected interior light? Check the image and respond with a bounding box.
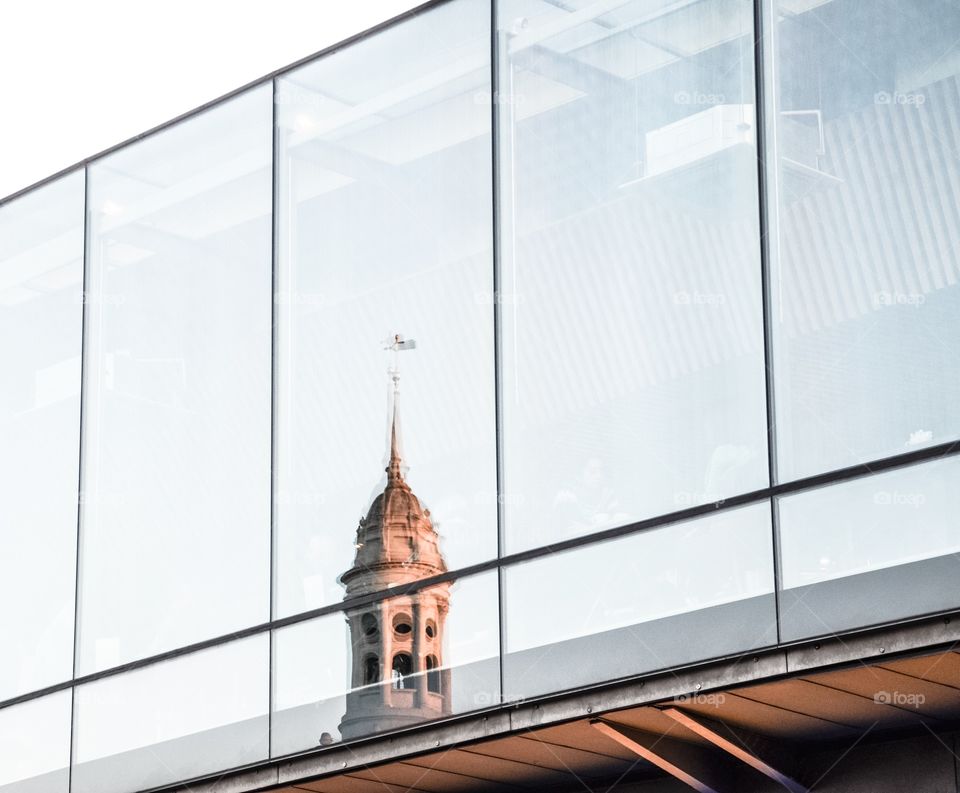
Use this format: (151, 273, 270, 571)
(101, 200, 124, 216)
(510, 16, 527, 35)
(907, 429, 933, 446)
(292, 113, 318, 133)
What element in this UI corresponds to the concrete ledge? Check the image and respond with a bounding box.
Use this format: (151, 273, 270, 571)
(277, 712, 512, 785)
(785, 614, 960, 673)
(186, 767, 279, 793)
(508, 652, 789, 731)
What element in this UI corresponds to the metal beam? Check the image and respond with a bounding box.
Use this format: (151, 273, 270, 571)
(662, 708, 809, 793)
(590, 719, 733, 793)
(289, 136, 397, 186)
(514, 43, 627, 96)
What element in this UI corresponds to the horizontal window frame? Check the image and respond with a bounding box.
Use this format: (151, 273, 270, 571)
(2, 435, 956, 714)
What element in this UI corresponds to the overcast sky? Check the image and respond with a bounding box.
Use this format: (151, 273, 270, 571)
(0, 0, 421, 200)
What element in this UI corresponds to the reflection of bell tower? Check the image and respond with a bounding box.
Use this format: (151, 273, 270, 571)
(338, 336, 451, 741)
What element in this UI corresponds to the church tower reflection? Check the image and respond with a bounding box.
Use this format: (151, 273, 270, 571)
(338, 337, 451, 740)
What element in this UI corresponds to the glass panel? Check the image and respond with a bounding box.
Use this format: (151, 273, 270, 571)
(498, 0, 767, 553)
(77, 86, 272, 673)
(0, 172, 84, 700)
(769, 0, 960, 480)
(0, 691, 71, 793)
(272, 571, 500, 755)
(274, 0, 496, 618)
(779, 457, 960, 641)
(503, 503, 775, 699)
(72, 635, 269, 793)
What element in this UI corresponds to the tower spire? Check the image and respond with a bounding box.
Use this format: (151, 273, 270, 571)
(383, 333, 416, 486)
(387, 372, 403, 484)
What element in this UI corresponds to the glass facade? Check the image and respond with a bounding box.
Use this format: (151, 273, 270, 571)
(498, 0, 768, 553)
(503, 503, 775, 699)
(768, 0, 960, 480)
(71, 637, 269, 793)
(779, 456, 960, 641)
(0, 691, 71, 793)
(274, 0, 497, 617)
(77, 86, 273, 674)
(1, 1, 959, 791)
(0, 172, 84, 702)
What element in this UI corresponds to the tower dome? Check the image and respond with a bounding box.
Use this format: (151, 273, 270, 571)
(340, 412, 446, 597)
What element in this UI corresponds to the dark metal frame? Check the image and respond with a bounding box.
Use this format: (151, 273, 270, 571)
(753, 0, 782, 647)
(66, 158, 91, 793)
(2, 0, 960, 788)
(490, 0, 508, 709)
(268, 71, 281, 762)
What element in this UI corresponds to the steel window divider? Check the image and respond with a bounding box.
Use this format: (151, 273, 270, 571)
(267, 74, 281, 763)
(753, 0, 782, 645)
(489, 0, 508, 709)
(66, 162, 93, 793)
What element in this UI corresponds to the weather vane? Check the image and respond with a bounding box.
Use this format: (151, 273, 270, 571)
(382, 333, 417, 393)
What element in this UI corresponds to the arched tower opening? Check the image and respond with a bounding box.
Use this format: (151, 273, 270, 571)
(391, 653, 413, 689)
(362, 655, 379, 686)
(425, 655, 441, 694)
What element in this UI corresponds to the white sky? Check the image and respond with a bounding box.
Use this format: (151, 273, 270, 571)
(0, 0, 422, 200)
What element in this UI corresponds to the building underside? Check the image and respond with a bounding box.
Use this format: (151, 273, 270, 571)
(164, 614, 960, 793)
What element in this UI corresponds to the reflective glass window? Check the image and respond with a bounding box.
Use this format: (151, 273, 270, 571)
(274, 0, 496, 618)
(0, 691, 71, 793)
(498, 0, 768, 553)
(0, 172, 84, 700)
(779, 457, 960, 641)
(272, 571, 500, 755)
(769, 0, 960, 480)
(503, 503, 776, 699)
(72, 635, 269, 793)
(78, 86, 273, 673)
